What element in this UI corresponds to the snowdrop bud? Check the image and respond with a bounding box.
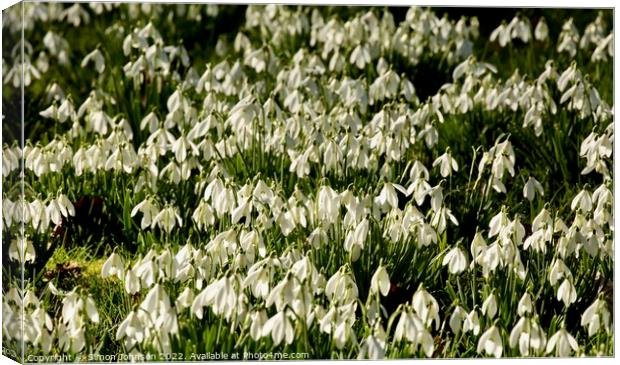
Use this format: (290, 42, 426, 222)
(370, 265, 390, 296)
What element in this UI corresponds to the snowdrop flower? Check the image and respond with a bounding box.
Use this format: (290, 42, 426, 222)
(243, 262, 271, 299)
(8, 238, 36, 264)
(85, 296, 100, 323)
(192, 200, 215, 230)
(556, 278, 577, 307)
(140, 111, 160, 133)
(470, 231, 487, 262)
(116, 311, 145, 349)
(463, 309, 481, 335)
(325, 267, 359, 304)
(262, 309, 295, 346)
(546, 327, 579, 357)
(375, 182, 407, 211)
(5, 57, 41, 87)
(101, 252, 125, 279)
(411, 286, 440, 330)
(350, 43, 371, 69)
(61, 3, 91, 27)
(359, 323, 387, 359)
(571, 189, 592, 212)
(534, 17, 549, 41)
(46, 195, 75, 226)
(81, 48, 105, 73)
(433, 150, 458, 177)
(429, 185, 444, 212)
(557, 19, 579, 57)
(124, 268, 141, 295)
(249, 310, 268, 341)
(449, 305, 467, 334)
(359, 333, 385, 359)
(442, 246, 468, 274)
(87, 110, 113, 135)
(509, 316, 546, 356)
(490, 22, 510, 47)
(523, 176, 544, 201)
(393, 308, 434, 356)
(153, 205, 182, 233)
(57, 320, 86, 353)
(317, 185, 341, 225)
(517, 292, 533, 317)
(343, 218, 368, 261)
(370, 265, 390, 296)
(430, 206, 459, 234)
(580, 297, 611, 337)
(548, 258, 570, 286)
(191, 275, 236, 319)
(477, 325, 503, 358)
(488, 209, 509, 238)
(58, 98, 76, 123)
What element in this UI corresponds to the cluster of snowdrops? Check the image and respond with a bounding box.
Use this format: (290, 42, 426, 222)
(1, 3, 614, 360)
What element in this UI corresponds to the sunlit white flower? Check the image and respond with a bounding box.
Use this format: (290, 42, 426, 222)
(442, 246, 468, 274)
(534, 17, 549, 41)
(153, 205, 182, 233)
(463, 309, 481, 335)
(81, 48, 105, 73)
(509, 316, 546, 356)
(523, 176, 544, 201)
(124, 268, 141, 295)
(477, 325, 503, 358)
(580, 297, 611, 337)
(101, 252, 125, 279)
(449, 305, 467, 334)
(481, 293, 497, 319)
(571, 189, 592, 212)
(262, 310, 295, 346)
(8, 237, 36, 263)
(370, 265, 390, 296)
(517, 292, 533, 317)
(433, 150, 458, 178)
(556, 278, 577, 307)
(411, 286, 440, 330)
(546, 327, 579, 357)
